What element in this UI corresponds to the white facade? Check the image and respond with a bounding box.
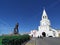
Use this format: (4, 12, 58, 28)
(29, 9, 60, 37)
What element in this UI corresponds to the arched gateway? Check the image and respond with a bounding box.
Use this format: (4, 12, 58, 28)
(42, 32, 46, 37)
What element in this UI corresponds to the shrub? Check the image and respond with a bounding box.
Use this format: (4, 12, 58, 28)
(2, 34, 30, 45)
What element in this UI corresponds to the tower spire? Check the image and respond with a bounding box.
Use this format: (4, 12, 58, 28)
(42, 9, 48, 19)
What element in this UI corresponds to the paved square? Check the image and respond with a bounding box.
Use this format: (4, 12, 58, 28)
(36, 37, 60, 45)
(26, 37, 60, 45)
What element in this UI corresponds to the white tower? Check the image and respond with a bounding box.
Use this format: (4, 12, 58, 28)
(38, 9, 51, 37)
(40, 9, 50, 26)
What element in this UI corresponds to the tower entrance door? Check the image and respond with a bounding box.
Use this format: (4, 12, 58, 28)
(42, 32, 46, 37)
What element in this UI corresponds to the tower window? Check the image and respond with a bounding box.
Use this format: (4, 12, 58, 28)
(43, 16, 47, 19)
(43, 16, 44, 19)
(45, 16, 46, 18)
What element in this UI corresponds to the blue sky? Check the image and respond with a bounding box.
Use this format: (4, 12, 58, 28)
(0, 0, 60, 34)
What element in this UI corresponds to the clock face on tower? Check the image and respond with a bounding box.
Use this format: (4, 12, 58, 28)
(40, 19, 50, 26)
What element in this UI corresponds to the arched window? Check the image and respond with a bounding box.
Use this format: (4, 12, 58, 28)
(43, 16, 44, 19)
(43, 16, 47, 19)
(45, 16, 46, 18)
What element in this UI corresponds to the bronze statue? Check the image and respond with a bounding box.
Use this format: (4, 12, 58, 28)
(14, 23, 19, 34)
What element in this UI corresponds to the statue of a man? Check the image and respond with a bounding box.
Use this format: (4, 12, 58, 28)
(14, 23, 19, 34)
